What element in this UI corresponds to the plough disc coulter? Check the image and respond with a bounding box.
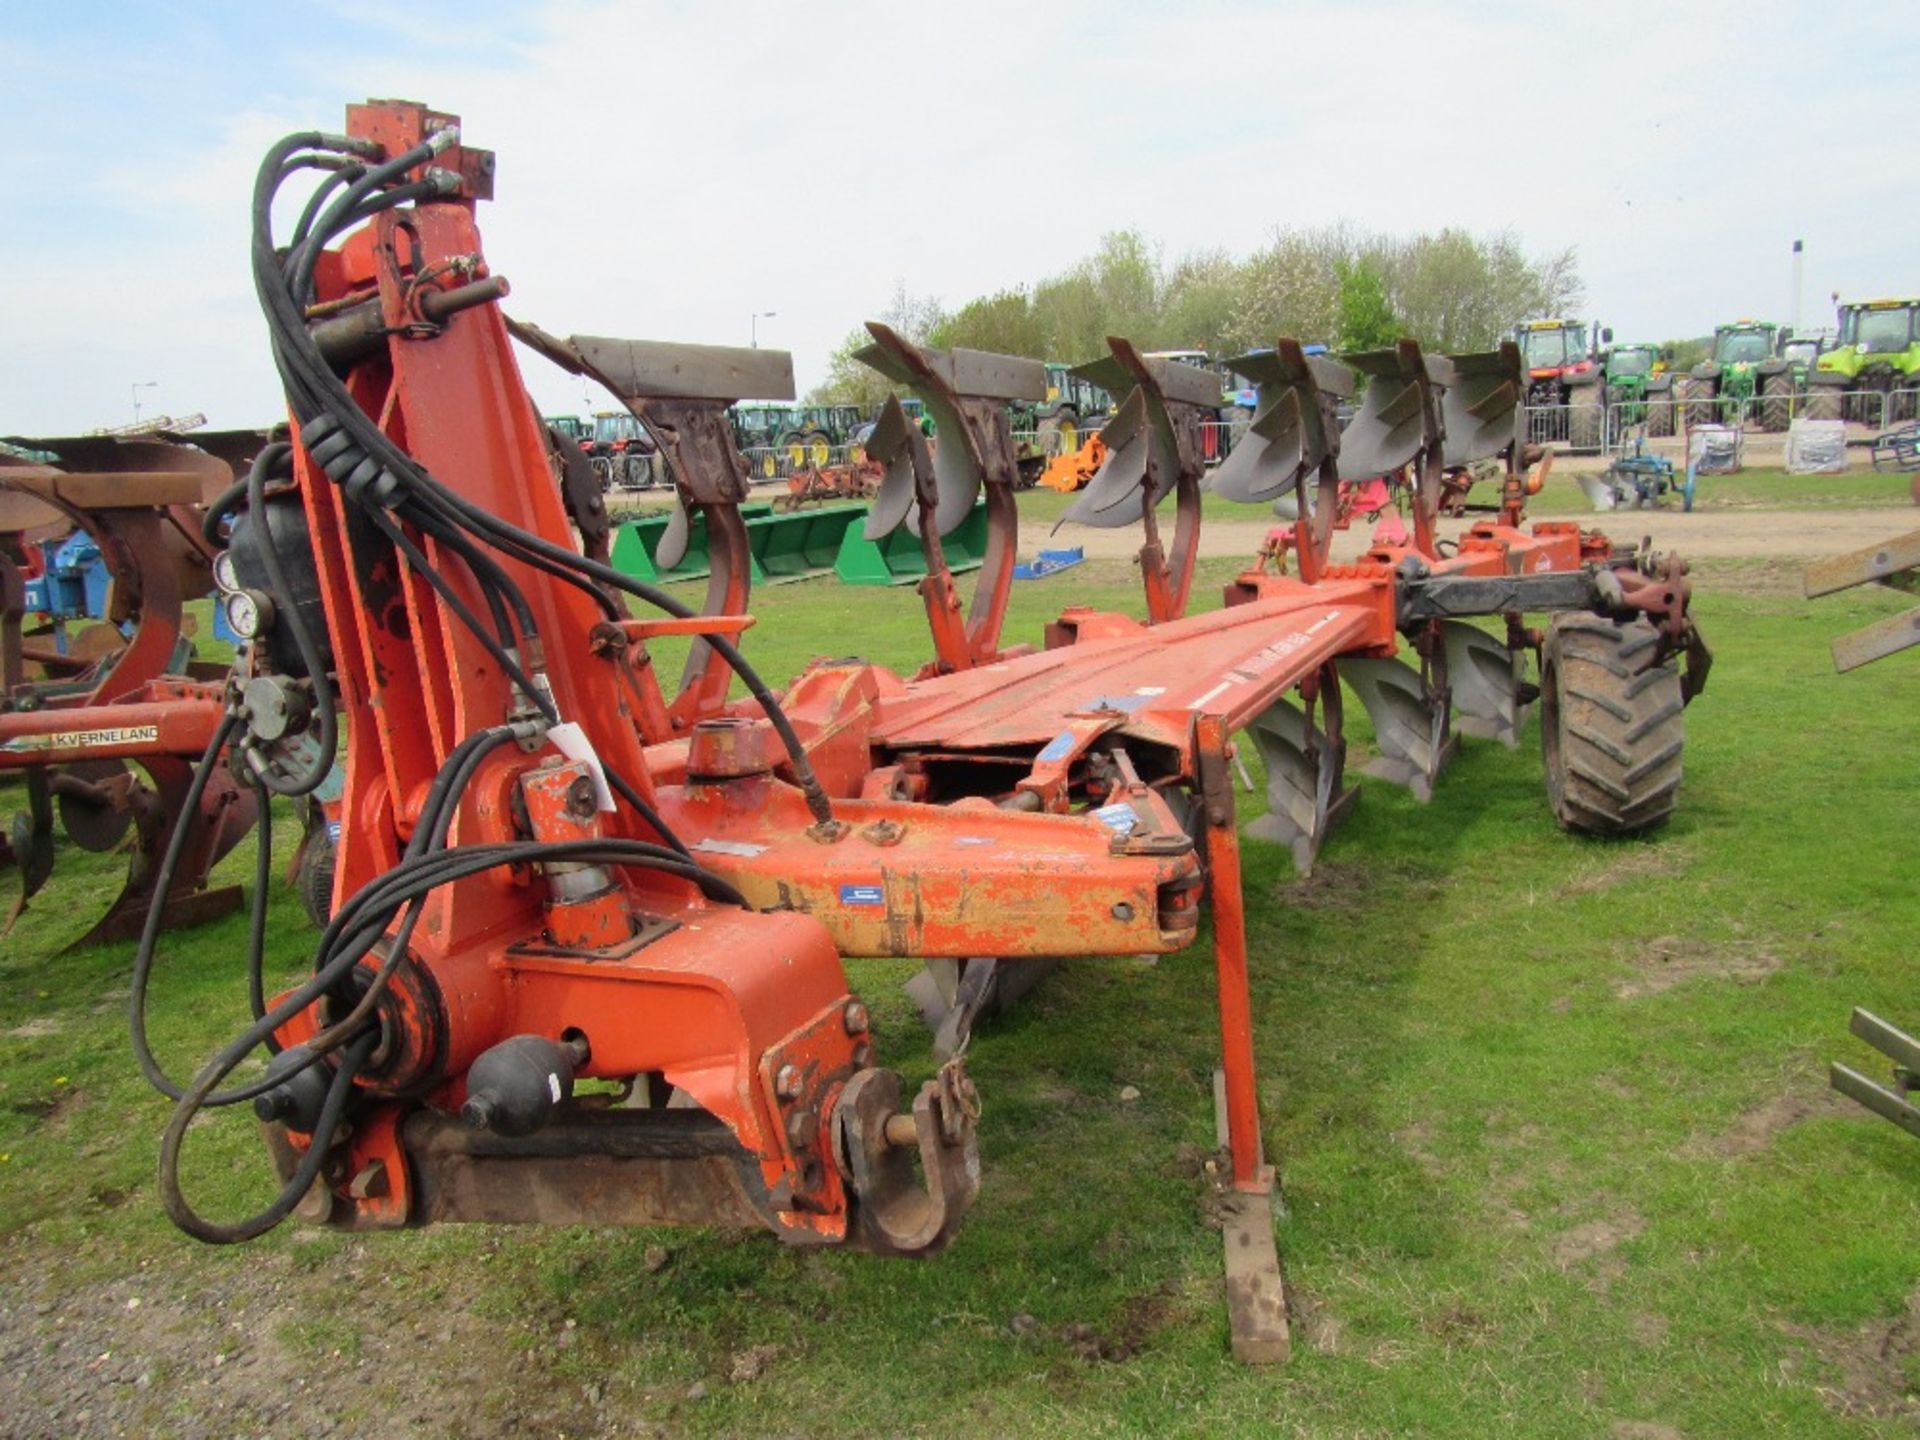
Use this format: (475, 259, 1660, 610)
(133, 101, 1711, 1367)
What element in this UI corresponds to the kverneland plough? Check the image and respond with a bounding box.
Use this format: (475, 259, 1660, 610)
(0, 431, 267, 945)
(138, 101, 1710, 1366)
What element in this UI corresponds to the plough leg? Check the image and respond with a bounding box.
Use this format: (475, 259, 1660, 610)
(1197, 716, 1288, 1364)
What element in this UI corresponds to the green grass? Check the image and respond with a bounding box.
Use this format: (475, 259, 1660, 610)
(3, 554, 1918, 1436)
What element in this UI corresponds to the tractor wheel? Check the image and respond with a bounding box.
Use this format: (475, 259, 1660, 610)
(1038, 411, 1079, 458)
(1803, 386, 1843, 422)
(1680, 376, 1717, 429)
(1646, 391, 1675, 438)
(1893, 386, 1920, 426)
(804, 430, 832, 468)
(1760, 373, 1796, 432)
(1569, 385, 1604, 449)
(294, 824, 337, 928)
(621, 453, 649, 490)
(589, 455, 614, 490)
(1540, 614, 1684, 838)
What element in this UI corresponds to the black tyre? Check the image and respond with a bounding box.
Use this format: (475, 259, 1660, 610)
(1646, 390, 1675, 438)
(1680, 376, 1717, 429)
(1037, 410, 1080, 457)
(621, 453, 649, 490)
(1760, 372, 1795, 432)
(1540, 615, 1684, 837)
(1803, 385, 1843, 422)
(1569, 385, 1604, 448)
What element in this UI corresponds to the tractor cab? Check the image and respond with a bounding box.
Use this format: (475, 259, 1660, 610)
(1514, 320, 1599, 407)
(1606, 345, 1658, 380)
(1779, 335, 1825, 373)
(1812, 299, 1920, 421)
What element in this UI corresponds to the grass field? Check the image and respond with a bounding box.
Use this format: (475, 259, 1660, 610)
(2, 539, 1918, 1437)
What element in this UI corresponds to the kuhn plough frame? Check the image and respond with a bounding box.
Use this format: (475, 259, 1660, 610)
(138, 101, 1708, 1367)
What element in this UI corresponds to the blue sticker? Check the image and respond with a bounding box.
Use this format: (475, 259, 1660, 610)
(325, 820, 342, 843)
(1038, 730, 1077, 762)
(1092, 803, 1139, 835)
(1089, 693, 1151, 714)
(839, 884, 886, 906)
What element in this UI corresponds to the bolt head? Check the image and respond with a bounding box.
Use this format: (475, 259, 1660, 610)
(775, 1063, 803, 1099)
(843, 1001, 870, 1035)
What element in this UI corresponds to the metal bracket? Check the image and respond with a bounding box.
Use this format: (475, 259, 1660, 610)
(1832, 1008, 1920, 1141)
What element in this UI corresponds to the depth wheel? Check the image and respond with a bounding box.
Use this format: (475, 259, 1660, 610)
(1540, 615, 1684, 837)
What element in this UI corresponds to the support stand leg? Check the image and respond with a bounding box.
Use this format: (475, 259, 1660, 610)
(1197, 716, 1289, 1364)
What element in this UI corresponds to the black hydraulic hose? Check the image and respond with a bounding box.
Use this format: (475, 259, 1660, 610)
(367, 510, 555, 722)
(247, 776, 275, 1041)
(159, 1028, 376, 1245)
(201, 474, 249, 548)
(603, 766, 691, 860)
(261, 206, 829, 837)
(128, 710, 241, 1101)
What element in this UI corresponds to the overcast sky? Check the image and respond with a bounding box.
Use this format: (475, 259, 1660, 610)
(4, 1, 1915, 435)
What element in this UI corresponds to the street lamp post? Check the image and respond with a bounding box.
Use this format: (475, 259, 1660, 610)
(132, 381, 159, 425)
(750, 311, 777, 349)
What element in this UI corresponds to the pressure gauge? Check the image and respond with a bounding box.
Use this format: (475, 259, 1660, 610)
(211, 549, 239, 593)
(224, 588, 275, 639)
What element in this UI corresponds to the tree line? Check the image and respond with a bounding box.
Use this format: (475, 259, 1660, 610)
(811, 225, 1585, 407)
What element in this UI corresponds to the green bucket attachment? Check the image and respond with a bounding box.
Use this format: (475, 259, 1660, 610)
(751, 501, 869, 584)
(610, 502, 774, 584)
(835, 498, 989, 586)
(611, 501, 875, 586)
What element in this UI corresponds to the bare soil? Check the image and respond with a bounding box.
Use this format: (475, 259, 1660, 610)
(1784, 1289, 1920, 1422)
(1613, 936, 1783, 1000)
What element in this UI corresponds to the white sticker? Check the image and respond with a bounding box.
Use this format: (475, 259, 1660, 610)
(547, 722, 615, 812)
(547, 1072, 562, 1103)
(693, 838, 769, 858)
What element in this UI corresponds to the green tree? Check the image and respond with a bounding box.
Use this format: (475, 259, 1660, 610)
(927, 288, 1045, 357)
(1335, 258, 1399, 351)
(808, 283, 946, 407)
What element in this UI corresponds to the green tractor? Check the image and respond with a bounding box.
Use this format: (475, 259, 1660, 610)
(1807, 298, 1920, 425)
(1679, 321, 1806, 431)
(1006, 362, 1113, 485)
(1599, 343, 1676, 438)
(729, 403, 800, 479)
